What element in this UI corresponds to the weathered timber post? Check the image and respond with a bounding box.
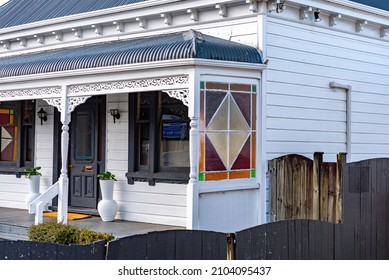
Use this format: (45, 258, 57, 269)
(312, 152, 323, 220)
(335, 153, 346, 223)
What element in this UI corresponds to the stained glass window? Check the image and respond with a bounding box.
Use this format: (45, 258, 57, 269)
(0, 108, 17, 161)
(199, 81, 257, 181)
(0, 100, 35, 169)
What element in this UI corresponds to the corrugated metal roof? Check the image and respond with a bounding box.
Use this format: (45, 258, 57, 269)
(0, 0, 144, 29)
(0, 30, 263, 78)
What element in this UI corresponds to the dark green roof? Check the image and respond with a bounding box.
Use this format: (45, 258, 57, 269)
(0, 30, 263, 78)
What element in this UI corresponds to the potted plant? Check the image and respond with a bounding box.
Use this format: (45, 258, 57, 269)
(97, 171, 118, 222)
(24, 166, 42, 206)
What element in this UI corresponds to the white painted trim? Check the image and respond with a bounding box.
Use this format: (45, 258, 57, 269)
(0, 59, 265, 85)
(329, 81, 352, 162)
(258, 1, 268, 225)
(198, 179, 259, 194)
(287, 0, 389, 26)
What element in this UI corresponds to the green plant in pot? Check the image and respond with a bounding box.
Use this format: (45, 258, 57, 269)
(24, 166, 42, 179)
(97, 171, 118, 221)
(24, 166, 42, 206)
(97, 171, 117, 181)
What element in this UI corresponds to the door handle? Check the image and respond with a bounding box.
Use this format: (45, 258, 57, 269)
(82, 166, 93, 172)
(68, 165, 73, 172)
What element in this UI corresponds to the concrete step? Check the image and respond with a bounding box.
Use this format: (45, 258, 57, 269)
(0, 223, 29, 241)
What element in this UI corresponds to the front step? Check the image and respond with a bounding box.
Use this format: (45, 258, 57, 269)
(0, 223, 29, 241)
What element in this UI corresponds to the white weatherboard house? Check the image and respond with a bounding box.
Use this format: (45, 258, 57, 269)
(0, 0, 388, 232)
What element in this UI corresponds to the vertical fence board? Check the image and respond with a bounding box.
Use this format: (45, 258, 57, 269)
(175, 231, 203, 260)
(31, 242, 58, 260)
(201, 231, 227, 260)
(327, 163, 336, 223)
(313, 153, 323, 220)
(146, 231, 176, 260)
(320, 164, 329, 221)
(287, 220, 296, 260)
(294, 219, 303, 260)
(269, 159, 277, 222)
(106, 234, 147, 260)
(375, 159, 389, 259)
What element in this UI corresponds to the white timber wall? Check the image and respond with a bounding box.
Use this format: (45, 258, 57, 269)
(266, 7, 389, 163)
(0, 99, 54, 209)
(106, 94, 187, 227)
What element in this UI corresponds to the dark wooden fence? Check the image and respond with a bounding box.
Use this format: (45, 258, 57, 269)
(106, 230, 227, 260)
(238, 155, 388, 260)
(1, 156, 388, 260)
(0, 240, 106, 260)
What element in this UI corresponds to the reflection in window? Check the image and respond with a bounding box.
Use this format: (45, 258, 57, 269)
(128, 91, 190, 185)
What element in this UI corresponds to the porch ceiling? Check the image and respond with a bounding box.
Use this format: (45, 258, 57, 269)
(0, 30, 263, 79)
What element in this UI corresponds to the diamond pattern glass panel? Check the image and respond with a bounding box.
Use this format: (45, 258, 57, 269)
(199, 81, 257, 181)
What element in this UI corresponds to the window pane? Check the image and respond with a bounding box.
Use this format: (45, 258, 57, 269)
(24, 126, 33, 162)
(159, 93, 190, 168)
(75, 112, 94, 161)
(139, 123, 149, 166)
(22, 101, 34, 124)
(137, 93, 150, 121)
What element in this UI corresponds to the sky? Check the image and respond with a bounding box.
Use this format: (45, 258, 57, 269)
(0, 0, 9, 7)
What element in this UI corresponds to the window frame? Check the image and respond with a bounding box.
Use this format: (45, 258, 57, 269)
(126, 91, 190, 186)
(0, 100, 35, 177)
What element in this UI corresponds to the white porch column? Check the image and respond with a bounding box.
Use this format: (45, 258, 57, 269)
(186, 117, 199, 229)
(58, 86, 70, 224)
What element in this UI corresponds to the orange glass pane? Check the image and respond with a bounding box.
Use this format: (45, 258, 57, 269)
(206, 82, 229, 90)
(9, 115, 14, 125)
(251, 133, 256, 169)
(230, 83, 251, 92)
(205, 172, 228, 181)
(229, 170, 251, 179)
(0, 109, 9, 114)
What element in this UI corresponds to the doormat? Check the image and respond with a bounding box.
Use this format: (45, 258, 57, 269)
(43, 211, 91, 220)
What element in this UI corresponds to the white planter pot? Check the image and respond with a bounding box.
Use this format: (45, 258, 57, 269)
(25, 175, 41, 206)
(97, 180, 118, 222)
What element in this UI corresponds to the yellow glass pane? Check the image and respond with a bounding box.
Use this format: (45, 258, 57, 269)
(206, 172, 228, 181)
(229, 132, 250, 169)
(229, 170, 250, 179)
(230, 97, 250, 131)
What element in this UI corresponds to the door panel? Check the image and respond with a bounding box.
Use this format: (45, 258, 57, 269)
(69, 98, 104, 209)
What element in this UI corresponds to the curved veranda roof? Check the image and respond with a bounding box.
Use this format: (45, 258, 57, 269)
(0, 30, 263, 78)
